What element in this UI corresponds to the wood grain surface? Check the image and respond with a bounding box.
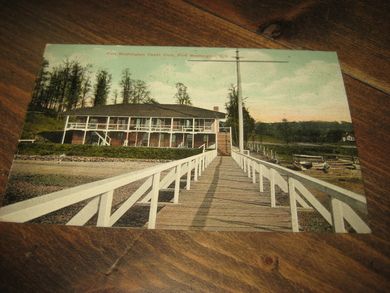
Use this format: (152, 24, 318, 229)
(0, 0, 389, 291)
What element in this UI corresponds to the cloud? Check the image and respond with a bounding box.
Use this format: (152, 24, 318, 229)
(148, 81, 176, 103)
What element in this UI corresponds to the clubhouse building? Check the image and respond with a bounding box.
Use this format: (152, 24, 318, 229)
(61, 104, 228, 150)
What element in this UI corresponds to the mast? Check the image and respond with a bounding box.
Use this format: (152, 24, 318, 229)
(236, 49, 244, 153)
(189, 51, 287, 154)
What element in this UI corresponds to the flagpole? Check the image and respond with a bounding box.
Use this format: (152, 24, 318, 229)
(188, 51, 287, 154)
(236, 49, 244, 153)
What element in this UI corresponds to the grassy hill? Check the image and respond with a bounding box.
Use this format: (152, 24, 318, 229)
(21, 112, 65, 141)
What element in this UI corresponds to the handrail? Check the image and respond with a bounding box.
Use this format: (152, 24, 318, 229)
(231, 150, 370, 233)
(235, 151, 366, 210)
(0, 150, 218, 228)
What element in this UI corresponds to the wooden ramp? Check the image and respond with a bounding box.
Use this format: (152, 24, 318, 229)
(155, 156, 292, 232)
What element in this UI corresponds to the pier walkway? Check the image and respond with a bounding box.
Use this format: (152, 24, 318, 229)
(155, 156, 292, 231)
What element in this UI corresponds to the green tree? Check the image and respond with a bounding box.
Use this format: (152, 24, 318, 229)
(113, 89, 119, 104)
(255, 122, 267, 143)
(57, 59, 72, 113)
(94, 70, 111, 106)
(44, 67, 62, 111)
(120, 68, 132, 104)
(79, 65, 92, 108)
(144, 97, 159, 104)
(224, 85, 255, 146)
(279, 118, 291, 143)
(66, 62, 84, 110)
(131, 80, 151, 103)
(174, 82, 192, 105)
(326, 129, 344, 143)
(30, 58, 50, 110)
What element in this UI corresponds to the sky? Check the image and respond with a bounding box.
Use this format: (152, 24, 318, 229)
(43, 44, 352, 123)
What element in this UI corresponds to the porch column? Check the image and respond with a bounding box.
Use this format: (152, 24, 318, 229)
(82, 116, 90, 145)
(61, 115, 69, 144)
(147, 118, 152, 147)
(126, 116, 131, 141)
(104, 116, 110, 145)
(169, 118, 173, 148)
(192, 118, 195, 148)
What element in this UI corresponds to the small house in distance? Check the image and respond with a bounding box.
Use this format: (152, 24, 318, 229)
(62, 104, 230, 153)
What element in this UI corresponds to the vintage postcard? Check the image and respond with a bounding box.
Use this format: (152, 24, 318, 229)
(0, 45, 370, 233)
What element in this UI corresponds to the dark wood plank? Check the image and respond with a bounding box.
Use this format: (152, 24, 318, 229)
(0, 0, 389, 291)
(187, 0, 390, 93)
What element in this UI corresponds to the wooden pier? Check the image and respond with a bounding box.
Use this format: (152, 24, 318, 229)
(155, 156, 292, 231)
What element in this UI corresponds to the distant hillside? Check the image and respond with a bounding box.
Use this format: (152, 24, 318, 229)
(254, 121, 354, 144)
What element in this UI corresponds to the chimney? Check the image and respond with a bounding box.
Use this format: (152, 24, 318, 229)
(213, 106, 219, 112)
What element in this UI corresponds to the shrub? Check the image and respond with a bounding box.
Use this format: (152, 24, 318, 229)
(16, 143, 203, 160)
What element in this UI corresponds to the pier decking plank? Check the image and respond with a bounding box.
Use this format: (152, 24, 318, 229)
(155, 156, 292, 232)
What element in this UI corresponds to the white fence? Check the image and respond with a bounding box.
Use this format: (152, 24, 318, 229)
(232, 150, 370, 233)
(0, 150, 217, 229)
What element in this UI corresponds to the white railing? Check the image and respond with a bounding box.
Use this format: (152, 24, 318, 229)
(0, 150, 217, 229)
(198, 143, 206, 152)
(231, 150, 370, 233)
(67, 122, 109, 130)
(172, 126, 213, 132)
(218, 126, 231, 133)
(18, 139, 35, 143)
(107, 124, 128, 130)
(68, 122, 218, 133)
(150, 125, 171, 131)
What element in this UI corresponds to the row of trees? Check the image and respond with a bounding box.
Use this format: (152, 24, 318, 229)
(222, 86, 352, 145)
(30, 59, 195, 114)
(30, 59, 93, 113)
(255, 120, 353, 143)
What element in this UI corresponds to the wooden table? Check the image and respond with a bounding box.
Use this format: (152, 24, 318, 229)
(0, 1, 389, 291)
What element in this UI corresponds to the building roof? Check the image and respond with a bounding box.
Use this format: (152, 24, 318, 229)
(64, 104, 226, 119)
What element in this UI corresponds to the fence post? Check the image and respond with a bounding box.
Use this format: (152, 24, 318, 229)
(186, 160, 192, 190)
(247, 158, 251, 178)
(270, 169, 276, 207)
(331, 197, 346, 233)
(203, 155, 206, 171)
(148, 172, 161, 229)
(174, 164, 181, 204)
(194, 158, 199, 181)
(252, 160, 256, 183)
(96, 190, 114, 227)
(288, 177, 299, 232)
(259, 164, 264, 192)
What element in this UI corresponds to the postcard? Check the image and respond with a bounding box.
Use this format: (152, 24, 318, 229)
(0, 45, 370, 233)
